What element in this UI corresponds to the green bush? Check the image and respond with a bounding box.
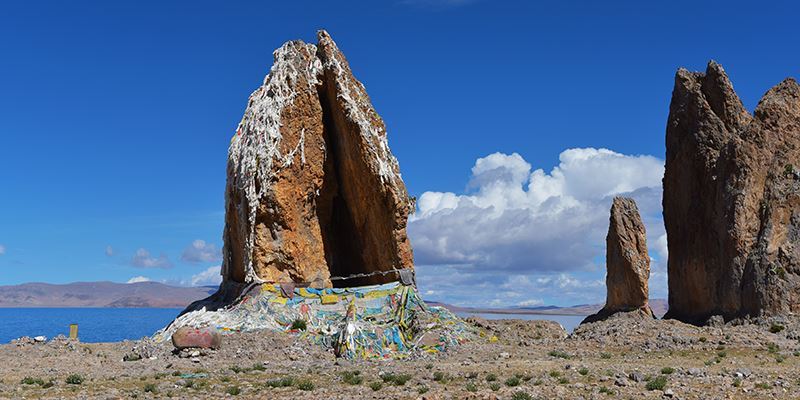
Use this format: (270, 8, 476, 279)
(251, 363, 266, 371)
(143, 383, 158, 393)
(660, 367, 675, 375)
(433, 371, 449, 383)
(417, 386, 429, 394)
(342, 371, 363, 385)
(21, 377, 44, 385)
(600, 352, 612, 359)
(645, 376, 667, 391)
(548, 349, 571, 359)
(511, 392, 533, 400)
(578, 367, 589, 376)
(465, 382, 478, 392)
(295, 379, 314, 391)
(65, 374, 84, 385)
(369, 381, 382, 391)
(485, 373, 497, 382)
(291, 319, 307, 331)
(490, 383, 501, 391)
(770, 323, 785, 333)
(505, 376, 521, 387)
(266, 376, 294, 388)
(226, 386, 241, 395)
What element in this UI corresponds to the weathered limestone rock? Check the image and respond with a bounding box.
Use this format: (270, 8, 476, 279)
(220, 30, 414, 288)
(582, 197, 654, 324)
(663, 61, 800, 324)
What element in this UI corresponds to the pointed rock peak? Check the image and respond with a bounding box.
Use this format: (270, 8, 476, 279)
(755, 77, 800, 121)
(700, 60, 750, 132)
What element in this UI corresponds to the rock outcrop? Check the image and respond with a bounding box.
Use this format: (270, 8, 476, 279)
(582, 197, 654, 324)
(663, 61, 800, 324)
(220, 30, 414, 289)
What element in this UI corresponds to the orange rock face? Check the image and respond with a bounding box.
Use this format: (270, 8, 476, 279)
(664, 61, 800, 323)
(221, 31, 414, 288)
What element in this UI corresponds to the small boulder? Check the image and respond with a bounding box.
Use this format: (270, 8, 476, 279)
(172, 326, 222, 350)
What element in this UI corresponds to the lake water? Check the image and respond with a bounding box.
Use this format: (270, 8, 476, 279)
(0, 308, 182, 343)
(456, 312, 585, 332)
(0, 308, 585, 344)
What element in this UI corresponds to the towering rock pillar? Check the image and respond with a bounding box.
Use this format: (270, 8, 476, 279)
(663, 61, 800, 324)
(582, 197, 653, 324)
(221, 30, 414, 289)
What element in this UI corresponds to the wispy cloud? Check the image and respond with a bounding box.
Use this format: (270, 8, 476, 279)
(130, 248, 173, 269)
(105, 245, 114, 257)
(0, 244, 5, 255)
(126, 276, 151, 284)
(181, 240, 221, 263)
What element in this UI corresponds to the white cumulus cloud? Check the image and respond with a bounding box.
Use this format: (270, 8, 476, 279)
(181, 240, 221, 263)
(409, 148, 666, 307)
(189, 266, 222, 287)
(126, 276, 151, 284)
(130, 248, 173, 269)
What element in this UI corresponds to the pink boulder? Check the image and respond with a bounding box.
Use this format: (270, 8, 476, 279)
(171, 326, 222, 350)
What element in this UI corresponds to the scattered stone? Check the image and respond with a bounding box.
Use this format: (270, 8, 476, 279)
(33, 336, 46, 343)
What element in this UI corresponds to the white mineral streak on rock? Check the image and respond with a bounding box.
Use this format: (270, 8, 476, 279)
(223, 41, 322, 283)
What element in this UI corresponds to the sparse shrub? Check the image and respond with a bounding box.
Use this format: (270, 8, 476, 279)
(342, 371, 362, 385)
(558, 377, 569, 384)
(578, 367, 589, 376)
(290, 319, 307, 331)
(717, 350, 727, 358)
(645, 376, 667, 391)
(251, 363, 266, 371)
(600, 352, 612, 359)
(425, 363, 433, 370)
(266, 376, 294, 388)
(21, 377, 44, 385)
(548, 349, 571, 359)
(490, 383, 501, 391)
(599, 386, 614, 395)
(369, 381, 382, 391)
(144, 383, 158, 393)
(433, 371, 448, 383)
(699, 336, 707, 343)
(660, 367, 675, 375)
(770, 323, 785, 333)
(505, 376, 521, 387)
(733, 378, 742, 387)
(65, 374, 83, 385)
(755, 382, 771, 389)
(418, 386, 429, 394)
(220, 376, 231, 383)
(486, 373, 497, 382)
(549, 370, 561, 378)
(295, 379, 314, 391)
(533, 379, 543, 386)
(230, 366, 247, 374)
(171, 371, 181, 377)
(41, 380, 54, 389)
(381, 373, 411, 385)
(776, 354, 787, 363)
(511, 391, 533, 400)
(466, 382, 478, 392)
(226, 386, 241, 396)
(767, 343, 780, 353)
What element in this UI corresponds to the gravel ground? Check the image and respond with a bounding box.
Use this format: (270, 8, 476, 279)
(1, 314, 798, 399)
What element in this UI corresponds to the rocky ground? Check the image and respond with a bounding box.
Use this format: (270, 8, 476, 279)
(1, 314, 799, 399)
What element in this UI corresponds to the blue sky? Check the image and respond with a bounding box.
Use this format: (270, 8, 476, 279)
(1, 0, 799, 306)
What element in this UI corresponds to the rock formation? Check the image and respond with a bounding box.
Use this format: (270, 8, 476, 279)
(218, 30, 414, 289)
(582, 197, 654, 324)
(663, 61, 800, 324)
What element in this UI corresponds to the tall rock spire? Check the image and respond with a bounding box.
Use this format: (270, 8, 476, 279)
(221, 30, 414, 288)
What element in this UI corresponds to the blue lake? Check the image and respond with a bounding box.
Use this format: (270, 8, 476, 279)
(456, 312, 585, 333)
(0, 308, 584, 344)
(0, 308, 182, 343)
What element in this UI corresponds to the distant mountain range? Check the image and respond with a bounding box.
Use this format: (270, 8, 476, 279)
(0, 281, 216, 308)
(428, 299, 668, 317)
(0, 281, 668, 316)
